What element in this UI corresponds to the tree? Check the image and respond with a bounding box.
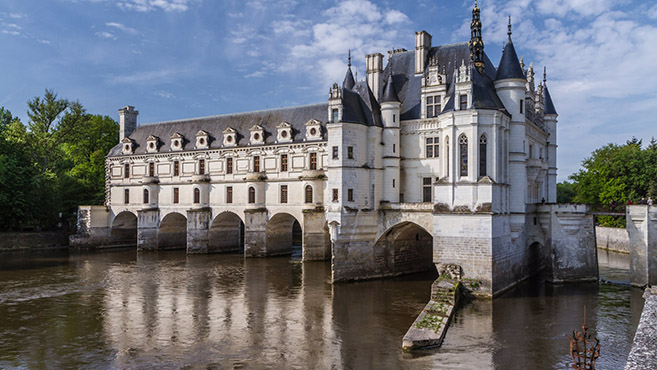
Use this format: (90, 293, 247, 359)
(556, 181, 576, 203)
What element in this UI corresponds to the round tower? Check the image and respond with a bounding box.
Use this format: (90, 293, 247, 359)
(380, 70, 401, 203)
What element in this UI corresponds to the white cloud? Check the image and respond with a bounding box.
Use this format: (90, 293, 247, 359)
(107, 68, 182, 84)
(95, 31, 116, 39)
(117, 0, 193, 12)
(106, 22, 138, 34)
(154, 90, 175, 98)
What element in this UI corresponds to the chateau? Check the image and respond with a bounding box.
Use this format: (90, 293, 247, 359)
(74, 3, 598, 296)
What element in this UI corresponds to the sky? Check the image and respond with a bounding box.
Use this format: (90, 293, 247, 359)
(1, 0, 656, 180)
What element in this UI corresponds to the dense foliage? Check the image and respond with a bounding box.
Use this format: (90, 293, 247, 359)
(562, 138, 657, 227)
(0, 90, 118, 231)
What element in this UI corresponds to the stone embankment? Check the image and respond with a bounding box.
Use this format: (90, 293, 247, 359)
(596, 226, 629, 254)
(0, 231, 69, 252)
(625, 287, 657, 370)
(402, 276, 479, 351)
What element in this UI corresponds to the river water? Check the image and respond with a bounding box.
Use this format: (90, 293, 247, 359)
(0, 248, 644, 369)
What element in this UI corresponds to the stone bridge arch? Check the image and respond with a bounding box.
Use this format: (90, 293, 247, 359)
(209, 211, 244, 253)
(109, 211, 137, 246)
(372, 221, 435, 277)
(158, 212, 187, 249)
(265, 212, 302, 257)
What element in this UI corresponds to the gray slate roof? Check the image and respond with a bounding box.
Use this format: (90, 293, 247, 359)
(381, 43, 506, 120)
(343, 66, 356, 90)
(495, 38, 525, 80)
(544, 84, 558, 115)
(108, 103, 328, 157)
(381, 73, 400, 103)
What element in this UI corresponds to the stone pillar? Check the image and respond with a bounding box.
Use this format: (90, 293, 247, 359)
(627, 205, 657, 287)
(244, 208, 267, 257)
(330, 212, 378, 282)
(137, 208, 159, 251)
(302, 210, 330, 261)
(543, 204, 598, 283)
(186, 208, 211, 254)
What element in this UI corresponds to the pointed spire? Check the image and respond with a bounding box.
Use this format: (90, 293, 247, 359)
(543, 66, 547, 84)
(495, 15, 524, 81)
(543, 66, 557, 115)
(468, 0, 485, 73)
(343, 50, 356, 90)
(381, 68, 400, 103)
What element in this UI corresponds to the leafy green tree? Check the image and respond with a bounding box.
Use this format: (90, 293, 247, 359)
(556, 181, 576, 203)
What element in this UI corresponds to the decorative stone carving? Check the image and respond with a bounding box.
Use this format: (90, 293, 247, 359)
(305, 119, 322, 141)
(121, 137, 134, 155)
(223, 127, 237, 147)
(195, 130, 210, 150)
(146, 135, 159, 153)
(276, 122, 293, 143)
(170, 132, 184, 151)
(250, 125, 265, 145)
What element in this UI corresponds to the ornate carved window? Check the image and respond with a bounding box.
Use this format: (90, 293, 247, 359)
(426, 96, 441, 118)
(459, 134, 468, 177)
(479, 134, 487, 177)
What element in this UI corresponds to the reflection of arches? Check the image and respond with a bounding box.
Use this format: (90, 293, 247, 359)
(374, 222, 434, 275)
(110, 211, 137, 246)
(209, 212, 244, 253)
(266, 213, 302, 256)
(158, 212, 187, 249)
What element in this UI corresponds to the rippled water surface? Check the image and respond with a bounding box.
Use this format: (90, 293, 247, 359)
(0, 249, 643, 369)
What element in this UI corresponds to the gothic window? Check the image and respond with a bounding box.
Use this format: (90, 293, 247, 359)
(193, 188, 200, 204)
(143, 189, 149, 204)
(347, 189, 354, 202)
(253, 156, 260, 172)
(281, 154, 288, 172)
(347, 146, 354, 159)
(459, 134, 468, 177)
(422, 177, 432, 202)
(226, 158, 233, 174)
(280, 185, 288, 204)
(148, 162, 155, 177)
(305, 185, 313, 204)
(124, 163, 130, 178)
(332, 109, 339, 123)
(332, 188, 338, 202)
(459, 94, 468, 110)
(226, 186, 233, 203)
(199, 159, 205, 175)
(332, 146, 338, 159)
(248, 187, 255, 204)
(309, 152, 317, 170)
(173, 161, 180, 176)
(124, 189, 129, 204)
(426, 95, 441, 118)
(479, 134, 487, 177)
(173, 188, 179, 204)
(425, 137, 439, 158)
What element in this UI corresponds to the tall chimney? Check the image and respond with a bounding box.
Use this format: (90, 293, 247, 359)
(415, 31, 432, 75)
(119, 106, 138, 141)
(366, 53, 384, 101)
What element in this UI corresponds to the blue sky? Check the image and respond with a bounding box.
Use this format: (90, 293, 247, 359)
(1, 0, 657, 180)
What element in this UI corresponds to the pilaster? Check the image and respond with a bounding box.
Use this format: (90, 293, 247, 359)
(186, 208, 211, 254)
(627, 205, 657, 287)
(137, 208, 159, 251)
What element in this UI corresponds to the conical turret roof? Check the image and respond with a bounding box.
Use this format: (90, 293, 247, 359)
(495, 39, 524, 80)
(343, 66, 355, 90)
(381, 73, 400, 103)
(544, 84, 557, 115)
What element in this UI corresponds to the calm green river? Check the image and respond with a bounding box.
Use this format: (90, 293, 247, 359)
(0, 248, 643, 369)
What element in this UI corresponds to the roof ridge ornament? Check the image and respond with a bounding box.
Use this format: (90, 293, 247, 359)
(508, 15, 512, 39)
(348, 49, 351, 67)
(544, 66, 547, 84)
(468, 0, 485, 73)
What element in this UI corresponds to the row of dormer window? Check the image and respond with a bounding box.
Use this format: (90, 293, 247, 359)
(423, 94, 469, 119)
(122, 153, 320, 178)
(121, 119, 324, 155)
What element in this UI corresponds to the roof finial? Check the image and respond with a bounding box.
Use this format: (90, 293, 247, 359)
(508, 15, 512, 38)
(543, 66, 547, 84)
(348, 49, 351, 67)
(469, 0, 485, 72)
(474, 0, 478, 9)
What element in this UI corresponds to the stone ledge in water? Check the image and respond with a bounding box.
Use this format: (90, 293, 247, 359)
(625, 287, 657, 370)
(402, 278, 461, 351)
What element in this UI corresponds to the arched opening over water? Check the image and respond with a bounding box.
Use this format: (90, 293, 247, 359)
(266, 213, 302, 257)
(209, 211, 244, 253)
(158, 212, 187, 250)
(528, 241, 544, 274)
(109, 211, 137, 246)
(374, 222, 435, 276)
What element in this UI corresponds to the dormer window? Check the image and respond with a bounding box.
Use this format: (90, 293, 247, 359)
(170, 132, 184, 151)
(121, 137, 134, 155)
(305, 119, 322, 141)
(250, 125, 265, 145)
(459, 94, 468, 110)
(223, 127, 237, 147)
(277, 122, 293, 143)
(146, 135, 159, 153)
(195, 130, 210, 149)
(426, 96, 441, 118)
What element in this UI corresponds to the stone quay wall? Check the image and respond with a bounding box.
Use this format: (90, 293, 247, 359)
(625, 287, 657, 370)
(596, 226, 630, 254)
(0, 231, 70, 251)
